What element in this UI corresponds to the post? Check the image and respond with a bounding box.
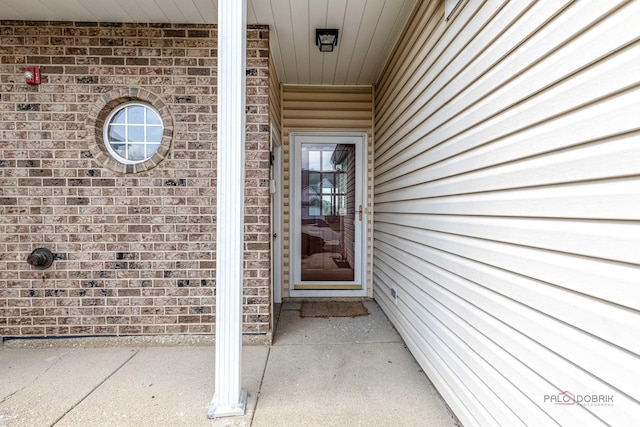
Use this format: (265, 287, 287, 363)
(208, 0, 247, 418)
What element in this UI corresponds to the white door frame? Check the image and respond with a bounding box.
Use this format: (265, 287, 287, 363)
(270, 124, 282, 303)
(289, 132, 367, 298)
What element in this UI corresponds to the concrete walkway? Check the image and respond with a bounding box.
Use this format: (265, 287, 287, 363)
(0, 300, 459, 426)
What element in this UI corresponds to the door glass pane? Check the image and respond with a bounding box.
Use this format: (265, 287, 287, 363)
(300, 143, 355, 282)
(322, 174, 334, 194)
(308, 151, 321, 171)
(309, 172, 321, 194)
(322, 151, 334, 171)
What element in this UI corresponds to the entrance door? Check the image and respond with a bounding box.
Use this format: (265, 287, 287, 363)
(290, 133, 366, 294)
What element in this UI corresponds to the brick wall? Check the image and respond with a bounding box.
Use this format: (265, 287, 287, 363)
(0, 21, 272, 337)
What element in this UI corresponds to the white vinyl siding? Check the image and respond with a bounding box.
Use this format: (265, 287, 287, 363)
(373, 0, 640, 425)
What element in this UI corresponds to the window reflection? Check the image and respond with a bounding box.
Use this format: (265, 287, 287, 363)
(300, 143, 355, 282)
(104, 103, 164, 164)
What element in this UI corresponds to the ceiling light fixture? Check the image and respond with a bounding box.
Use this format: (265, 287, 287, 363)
(315, 29, 339, 52)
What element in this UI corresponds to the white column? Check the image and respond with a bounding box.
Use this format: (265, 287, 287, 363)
(208, 0, 247, 419)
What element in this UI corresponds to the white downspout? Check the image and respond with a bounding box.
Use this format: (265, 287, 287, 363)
(208, 0, 247, 418)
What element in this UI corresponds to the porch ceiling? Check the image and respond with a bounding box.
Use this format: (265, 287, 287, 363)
(0, 0, 418, 85)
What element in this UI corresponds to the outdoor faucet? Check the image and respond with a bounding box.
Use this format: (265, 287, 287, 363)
(27, 248, 54, 269)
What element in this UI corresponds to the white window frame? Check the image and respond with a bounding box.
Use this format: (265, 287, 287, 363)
(103, 102, 164, 164)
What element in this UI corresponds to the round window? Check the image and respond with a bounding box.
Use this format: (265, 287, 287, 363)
(104, 103, 164, 164)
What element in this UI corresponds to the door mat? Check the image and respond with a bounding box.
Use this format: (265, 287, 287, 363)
(300, 301, 369, 318)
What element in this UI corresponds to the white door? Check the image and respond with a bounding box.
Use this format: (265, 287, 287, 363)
(290, 133, 367, 296)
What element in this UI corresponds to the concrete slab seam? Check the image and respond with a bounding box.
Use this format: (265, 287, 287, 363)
(49, 349, 140, 426)
(1, 350, 70, 406)
(247, 345, 272, 425)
